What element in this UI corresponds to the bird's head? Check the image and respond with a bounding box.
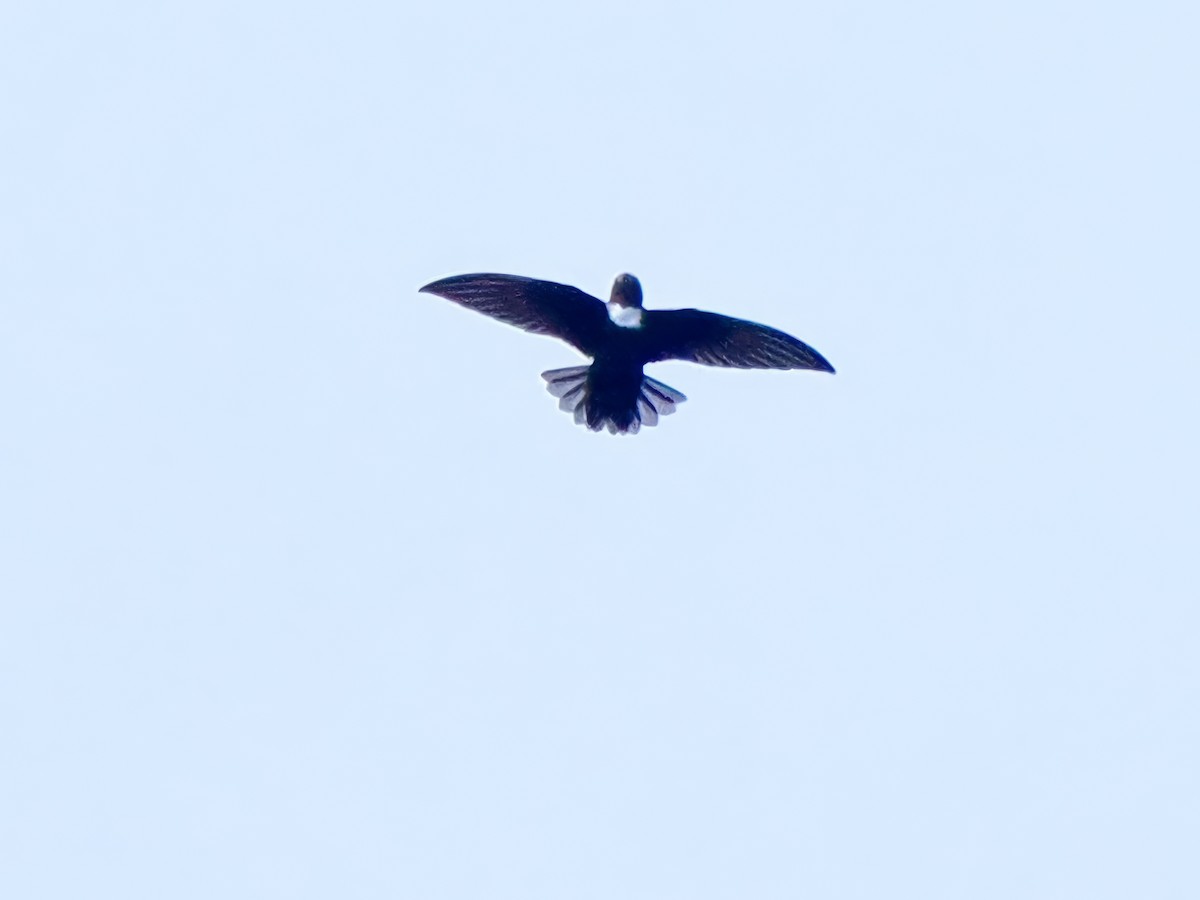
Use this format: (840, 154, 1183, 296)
(609, 273, 644, 309)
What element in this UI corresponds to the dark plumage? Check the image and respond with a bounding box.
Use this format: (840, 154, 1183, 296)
(418, 272, 834, 434)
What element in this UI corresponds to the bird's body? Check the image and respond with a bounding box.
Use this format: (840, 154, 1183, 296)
(418, 272, 834, 434)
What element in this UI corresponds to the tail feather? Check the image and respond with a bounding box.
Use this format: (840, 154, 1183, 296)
(556, 381, 587, 412)
(541, 366, 686, 434)
(641, 376, 686, 414)
(543, 365, 589, 398)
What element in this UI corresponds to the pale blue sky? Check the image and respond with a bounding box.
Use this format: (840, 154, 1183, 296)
(2, 2, 1197, 898)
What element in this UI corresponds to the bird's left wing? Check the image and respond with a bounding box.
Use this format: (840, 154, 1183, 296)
(419, 273, 609, 356)
(642, 309, 835, 372)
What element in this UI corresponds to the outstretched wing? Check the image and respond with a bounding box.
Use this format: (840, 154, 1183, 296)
(419, 273, 609, 356)
(643, 309, 835, 372)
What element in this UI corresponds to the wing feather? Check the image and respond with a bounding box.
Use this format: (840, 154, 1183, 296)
(643, 309, 834, 372)
(419, 273, 609, 356)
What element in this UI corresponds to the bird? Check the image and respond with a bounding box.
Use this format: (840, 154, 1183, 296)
(418, 272, 834, 434)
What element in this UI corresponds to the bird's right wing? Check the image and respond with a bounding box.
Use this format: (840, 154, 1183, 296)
(642, 309, 835, 372)
(419, 273, 609, 356)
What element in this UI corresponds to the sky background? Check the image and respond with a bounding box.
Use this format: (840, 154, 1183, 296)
(2, 1, 1198, 897)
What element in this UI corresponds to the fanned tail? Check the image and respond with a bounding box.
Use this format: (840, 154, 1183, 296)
(541, 366, 686, 435)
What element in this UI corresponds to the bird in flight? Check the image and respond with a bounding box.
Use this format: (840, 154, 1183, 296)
(419, 272, 834, 434)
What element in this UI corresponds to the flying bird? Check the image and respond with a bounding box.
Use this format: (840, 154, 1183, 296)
(418, 272, 834, 434)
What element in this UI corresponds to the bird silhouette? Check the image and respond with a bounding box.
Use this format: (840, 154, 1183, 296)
(419, 272, 834, 434)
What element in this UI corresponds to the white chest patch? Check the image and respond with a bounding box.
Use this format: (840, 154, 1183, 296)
(608, 303, 644, 328)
